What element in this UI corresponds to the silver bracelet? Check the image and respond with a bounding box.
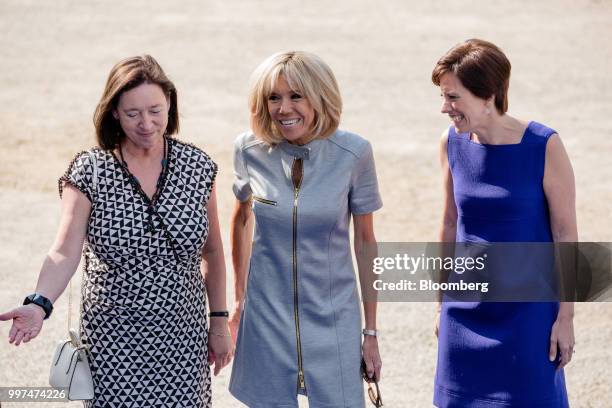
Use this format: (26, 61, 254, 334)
(209, 330, 231, 338)
(362, 329, 379, 337)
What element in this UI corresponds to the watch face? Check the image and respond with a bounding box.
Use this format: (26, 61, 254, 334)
(24, 293, 53, 319)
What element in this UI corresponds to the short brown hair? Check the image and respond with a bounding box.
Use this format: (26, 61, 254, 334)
(432, 39, 511, 114)
(93, 55, 179, 150)
(248, 51, 342, 145)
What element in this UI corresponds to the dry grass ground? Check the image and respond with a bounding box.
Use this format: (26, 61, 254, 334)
(1, 1, 611, 406)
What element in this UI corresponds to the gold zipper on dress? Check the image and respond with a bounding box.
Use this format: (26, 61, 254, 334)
(252, 196, 278, 206)
(292, 158, 306, 393)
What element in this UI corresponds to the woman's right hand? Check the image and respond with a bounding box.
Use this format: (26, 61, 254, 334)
(0, 304, 45, 346)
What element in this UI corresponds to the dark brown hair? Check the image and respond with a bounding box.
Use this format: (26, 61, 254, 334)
(93, 55, 179, 150)
(432, 39, 511, 114)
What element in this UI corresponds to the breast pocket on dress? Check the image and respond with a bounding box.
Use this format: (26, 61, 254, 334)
(251, 195, 285, 234)
(252, 196, 278, 206)
(252, 195, 281, 220)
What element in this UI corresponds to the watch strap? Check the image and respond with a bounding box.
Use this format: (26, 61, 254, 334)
(23, 293, 53, 320)
(208, 311, 229, 318)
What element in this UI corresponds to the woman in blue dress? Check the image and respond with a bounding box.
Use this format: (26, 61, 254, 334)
(432, 39, 576, 407)
(228, 51, 383, 407)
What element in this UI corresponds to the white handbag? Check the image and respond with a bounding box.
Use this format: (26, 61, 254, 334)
(49, 328, 94, 400)
(48, 151, 97, 400)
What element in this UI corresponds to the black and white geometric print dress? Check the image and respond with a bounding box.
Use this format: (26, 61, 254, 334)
(58, 137, 217, 408)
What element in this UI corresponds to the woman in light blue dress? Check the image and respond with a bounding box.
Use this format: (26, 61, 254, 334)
(228, 51, 383, 408)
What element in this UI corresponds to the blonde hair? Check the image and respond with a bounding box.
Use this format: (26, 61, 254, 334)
(248, 51, 342, 145)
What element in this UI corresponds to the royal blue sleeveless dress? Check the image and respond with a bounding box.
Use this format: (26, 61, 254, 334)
(434, 121, 569, 407)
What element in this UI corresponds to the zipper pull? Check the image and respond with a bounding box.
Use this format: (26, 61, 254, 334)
(298, 370, 306, 389)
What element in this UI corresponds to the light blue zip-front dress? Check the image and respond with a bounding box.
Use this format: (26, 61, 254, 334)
(229, 129, 382, 408)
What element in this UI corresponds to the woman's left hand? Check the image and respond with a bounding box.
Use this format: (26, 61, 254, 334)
(208, 323, 235, 376)
(362, 335, 382, 382)
(549, 313, 575, 369)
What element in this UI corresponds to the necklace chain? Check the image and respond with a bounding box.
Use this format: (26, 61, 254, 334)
(119, 138, 167, 202)
(119, 138, 169, 233)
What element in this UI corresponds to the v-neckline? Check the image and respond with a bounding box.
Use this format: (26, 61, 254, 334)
(112, 137, 171, 205)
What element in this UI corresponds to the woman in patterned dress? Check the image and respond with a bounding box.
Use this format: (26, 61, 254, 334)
(0, 55, 233, 407)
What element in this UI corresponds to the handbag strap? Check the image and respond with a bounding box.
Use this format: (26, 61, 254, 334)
(68, 280, 72, 332)
(67, 150, 98, 332)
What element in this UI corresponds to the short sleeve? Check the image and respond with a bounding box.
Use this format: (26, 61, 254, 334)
(349, 141, 382, 214)
(232, 135, 252, 202)
(58, 151, 94, 203)
(201, 154, 218, 206)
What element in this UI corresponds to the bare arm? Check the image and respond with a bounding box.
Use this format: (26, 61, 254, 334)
(437, 129, 457, 313)
(354, 213, 378, 331)
(543, 134, 577, 368)
(231, 198, 253, 309)
(228, 197, 253, 343)
(354, 212, 382, 380)
(544, 134, 578, 244)
(201, 186, 228, 316)
(35, 185, 91, 301)
(439, 129, 457, 245)
(201, 185, 234, 375)
(0, 184, 90, 345)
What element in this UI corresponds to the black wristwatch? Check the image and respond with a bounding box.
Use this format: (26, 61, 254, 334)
(23, 293, 53, 320)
